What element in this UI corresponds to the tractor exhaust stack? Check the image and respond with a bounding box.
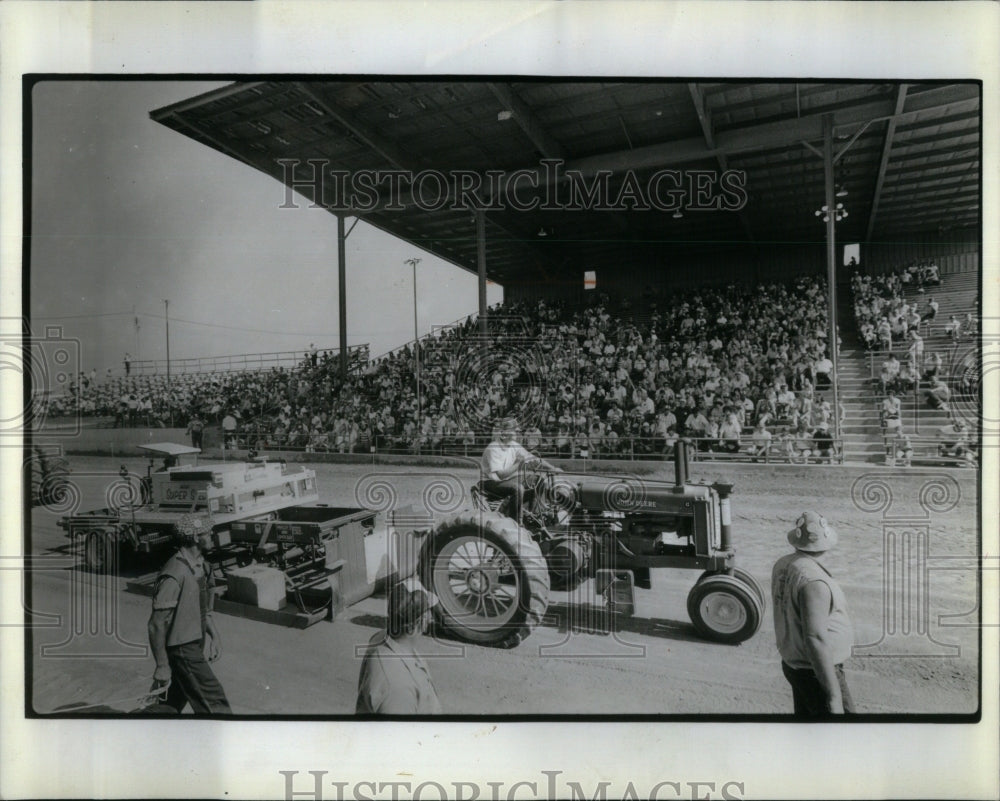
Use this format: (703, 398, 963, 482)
(674, 440, 689, 487)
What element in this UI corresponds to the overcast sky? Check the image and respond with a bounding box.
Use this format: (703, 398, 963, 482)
(29, 80, 502, 375)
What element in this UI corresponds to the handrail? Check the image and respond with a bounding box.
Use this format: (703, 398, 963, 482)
(370, 310, 482, 363)
(126, 344, 369, 377)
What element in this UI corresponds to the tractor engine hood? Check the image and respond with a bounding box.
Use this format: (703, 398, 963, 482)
(573, 476, 713, 514)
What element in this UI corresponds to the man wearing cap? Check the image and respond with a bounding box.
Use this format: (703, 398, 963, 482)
(356, 580, 442, 715)
(480, 417, 560, 524)
(771, 512, 856, 717)
(147, 514, 231, 714)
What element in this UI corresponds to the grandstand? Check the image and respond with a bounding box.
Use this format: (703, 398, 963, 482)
(56, 81, 983, 468)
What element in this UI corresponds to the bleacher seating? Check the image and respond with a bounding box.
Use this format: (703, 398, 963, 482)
(50, 264, 979, 468)
(849, 264, 980, 465)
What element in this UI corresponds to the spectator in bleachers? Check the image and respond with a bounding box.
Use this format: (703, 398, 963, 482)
(881, 390, 902, 435)
(894, 435, 914, 467)
(813, 352, 833, 390)
(523, 423, 543, 453)
(937, 420, 971, 462)
(879, 353, 900, 394)
(776, 384, 796, 420)
(962, 312, 977, 339)
(718, 412, 742, 454)
(789, 420, 814, 464)
(748, 419, 772, 462)
(922, 351, 944, 384)
(859, 320, 876, 350)
(812, 422, 835, 463)
(944, 315, 961, 342)
(924, 376, 951, 413)
(921, 297, 939, 323)
(906, 330, 924, 368)
(221, 411, 237, 448)
(896, 360, 916, 393)
(924, 262, 941, 286)
(876, 318, 892, 351)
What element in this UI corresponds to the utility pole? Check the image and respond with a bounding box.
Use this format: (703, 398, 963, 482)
(133, 305, 140, 369)
(164, 299, 172, 426)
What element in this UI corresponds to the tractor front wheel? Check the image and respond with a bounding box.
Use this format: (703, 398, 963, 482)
(698, 568, 767, 615)
(686, 573, 762, 644)
(424, 511, 550, 648)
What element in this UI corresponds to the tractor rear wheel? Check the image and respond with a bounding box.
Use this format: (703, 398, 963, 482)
(424, 510, 550, 648)
(687, 573, 762, 644)
(84, 530, 115, 573)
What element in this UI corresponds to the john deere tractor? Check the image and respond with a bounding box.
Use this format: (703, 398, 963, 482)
(420, 441, 764, 648)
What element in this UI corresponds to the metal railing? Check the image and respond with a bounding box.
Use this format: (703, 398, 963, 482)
(126, 344, 369, 377)
(372, 311, 479, 363)
(866, 339, 964, 381)
(217, 430, 844, 465)
(881, 433, 977, 467)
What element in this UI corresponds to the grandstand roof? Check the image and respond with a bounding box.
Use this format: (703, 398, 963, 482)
(150, 80, 980, 285)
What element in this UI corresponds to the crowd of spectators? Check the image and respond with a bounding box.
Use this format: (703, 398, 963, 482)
(54, 276, 847, 462)
(852, 261, 979, 467)
(851, 261, 940, 352)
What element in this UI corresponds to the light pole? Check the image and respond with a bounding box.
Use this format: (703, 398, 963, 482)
(405, 258, 423, 445)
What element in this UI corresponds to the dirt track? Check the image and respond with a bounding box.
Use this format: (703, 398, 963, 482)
(26, 455, 980, 716)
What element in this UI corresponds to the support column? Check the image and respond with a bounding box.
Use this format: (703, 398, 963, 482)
(823, 114, 841, 442)
(476, 210, 488, 342)
(337, 214, 348, 378)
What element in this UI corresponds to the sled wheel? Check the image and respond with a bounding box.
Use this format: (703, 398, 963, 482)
(698, 568, 766, 615)
(84, 530, 115, 574)
(424, 510, 549, 648)
(687, 573, 762, 644)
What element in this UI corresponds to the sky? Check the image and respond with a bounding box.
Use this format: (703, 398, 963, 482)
(28, 80, 503, 375)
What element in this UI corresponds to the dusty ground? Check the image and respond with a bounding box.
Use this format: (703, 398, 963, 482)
(25, 455, 980, 716)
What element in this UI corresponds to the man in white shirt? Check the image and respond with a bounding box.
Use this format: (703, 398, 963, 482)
(480, 417, 560, 524)
(881, 390, 902, 434)
(813, 354, 833, 390)
(748, 420, 773, 461)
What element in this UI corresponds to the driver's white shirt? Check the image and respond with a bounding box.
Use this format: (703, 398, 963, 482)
(481, 440, 532, 480)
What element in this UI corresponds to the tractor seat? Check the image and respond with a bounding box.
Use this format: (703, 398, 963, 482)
(471, 480, 506, 512)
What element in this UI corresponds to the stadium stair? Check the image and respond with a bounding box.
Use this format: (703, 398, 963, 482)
(844, 270, 980, 463)
(837, 342, 889, 463)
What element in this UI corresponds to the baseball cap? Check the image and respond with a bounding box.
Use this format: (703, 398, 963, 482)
(787, 511, 837, 552)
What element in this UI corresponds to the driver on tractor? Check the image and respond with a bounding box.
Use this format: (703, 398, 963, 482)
(480, 416, 561, 525)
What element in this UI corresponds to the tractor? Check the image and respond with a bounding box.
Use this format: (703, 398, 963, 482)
(418, 441, 764, 647)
